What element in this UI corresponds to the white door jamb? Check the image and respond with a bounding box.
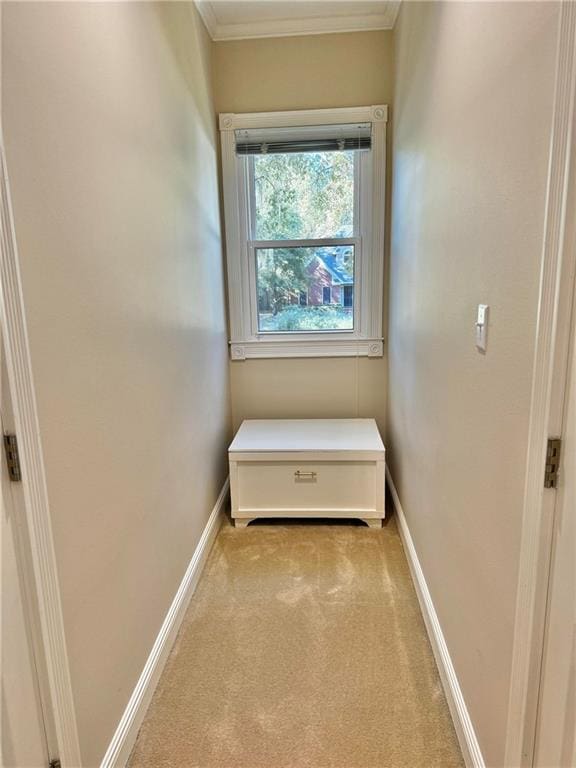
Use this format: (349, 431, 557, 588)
(505, 4, 576, 765)
(0, 136, 82, 765)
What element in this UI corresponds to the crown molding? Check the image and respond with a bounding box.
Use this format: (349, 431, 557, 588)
(196, 1, 218, 39)
(195, 1, 400, 42)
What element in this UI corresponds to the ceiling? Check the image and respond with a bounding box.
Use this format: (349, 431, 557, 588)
(196, 1, 400, 41)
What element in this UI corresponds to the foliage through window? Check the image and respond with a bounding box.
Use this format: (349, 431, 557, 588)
(256, 245, 354, 331)
(252, 151, 356, 333)
(253, 152, 354, 240)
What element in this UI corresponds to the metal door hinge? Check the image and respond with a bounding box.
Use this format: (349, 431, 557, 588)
(544, 438, 561, 488)
(3, 434, 21, 482)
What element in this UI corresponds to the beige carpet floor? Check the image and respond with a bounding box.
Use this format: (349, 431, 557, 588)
(128, 513, 464, 768)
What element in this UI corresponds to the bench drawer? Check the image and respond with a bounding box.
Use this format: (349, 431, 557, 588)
(234, 460, 380, 515)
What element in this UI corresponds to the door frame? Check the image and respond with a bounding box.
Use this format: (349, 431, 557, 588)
(1, 131, 82, 764)
(2, 370, 53, 766)
(505, 3, 576, 765)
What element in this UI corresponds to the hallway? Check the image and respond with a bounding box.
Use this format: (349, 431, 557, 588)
(128, 514, 462, 768)
(2, 1, 574, 765)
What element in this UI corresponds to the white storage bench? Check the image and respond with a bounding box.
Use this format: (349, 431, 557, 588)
(228, 419, 386, 528)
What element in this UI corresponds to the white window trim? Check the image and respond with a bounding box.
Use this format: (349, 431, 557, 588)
(219, 105, 388, 360)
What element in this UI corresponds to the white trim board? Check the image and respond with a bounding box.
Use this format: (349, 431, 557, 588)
(1, 140, 82, 765)
(100, 478, 230, 768)
(386, 467, 485, 768)
(196, 1, 401, 41)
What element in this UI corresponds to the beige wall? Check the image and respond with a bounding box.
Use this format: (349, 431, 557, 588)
(2, 3, 230, 765)
(213, 31, 394, 434)
(388, 2, 558, 765)
(213, 30, 394, 114)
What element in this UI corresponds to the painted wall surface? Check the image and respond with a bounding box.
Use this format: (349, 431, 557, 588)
(213, 31, 394, 434)
(388, 2, 558, 764)
(2, 3, 230, 764)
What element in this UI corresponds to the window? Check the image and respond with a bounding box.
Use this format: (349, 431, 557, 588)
(344, 285, 354, 309)
(220, 106, 387, 359)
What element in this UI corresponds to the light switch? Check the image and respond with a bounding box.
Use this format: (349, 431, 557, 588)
(476, 304, 489, 353)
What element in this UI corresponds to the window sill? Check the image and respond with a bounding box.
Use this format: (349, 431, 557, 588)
(229, 338, 384, 360)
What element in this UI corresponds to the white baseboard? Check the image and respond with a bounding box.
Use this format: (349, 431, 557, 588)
(100, 477, 230, 768)
(386, 467, 485, 768)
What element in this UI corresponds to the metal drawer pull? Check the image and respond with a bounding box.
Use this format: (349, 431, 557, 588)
(294, 470, 317, 479)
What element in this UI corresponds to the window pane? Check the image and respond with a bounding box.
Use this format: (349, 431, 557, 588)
(253, 151, 354, 240)
(256, 245, 354, 332)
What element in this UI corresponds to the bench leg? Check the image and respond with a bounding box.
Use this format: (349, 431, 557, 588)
(233, 518, 256, 528)
(360, 518, 383, 529)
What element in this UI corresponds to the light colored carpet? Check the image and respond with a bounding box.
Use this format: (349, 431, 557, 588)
(128, 513, 464, 768)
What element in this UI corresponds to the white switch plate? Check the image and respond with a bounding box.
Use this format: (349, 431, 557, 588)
(476, 304, 489, 353)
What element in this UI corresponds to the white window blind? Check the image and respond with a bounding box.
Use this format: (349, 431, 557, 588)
(235, 123, 371, 155)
